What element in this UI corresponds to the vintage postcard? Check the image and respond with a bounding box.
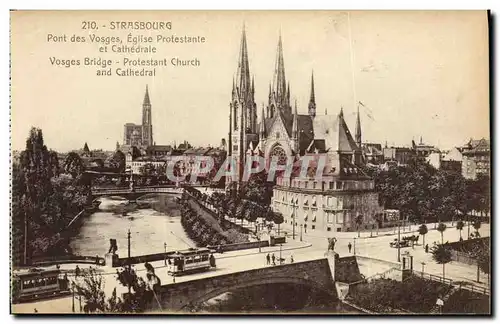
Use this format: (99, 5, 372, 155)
(10, 10, 490, 315)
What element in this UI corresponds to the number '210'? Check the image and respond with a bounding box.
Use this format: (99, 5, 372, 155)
(82, 21, 98, 30)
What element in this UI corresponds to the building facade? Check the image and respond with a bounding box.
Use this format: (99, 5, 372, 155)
(461, 138, 490, 179)
(123, 86, 154, 149)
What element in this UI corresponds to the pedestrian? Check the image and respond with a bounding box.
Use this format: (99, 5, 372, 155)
(56, 264, 60, 270)
(34, 308, 38, 313)
(266, 253, 270, 265)
(271, 253, 276, 265)
(348, 242, 352, 253)
(75, 265, 80, 277)
(95, 255, 100, 265)
(425, 244, 429, 253)
(290, 255, 294, 263)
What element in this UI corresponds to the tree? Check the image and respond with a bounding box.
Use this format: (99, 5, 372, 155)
(437, 222, 447, 244)
(355, 215, 363, 238)
(110, 150, 126, 173)
(418, 224, 428, 248)
(64, 152, 85, 178)
(456, 220, 464, 241)
(472, 220, 482, 238)
(430, 243, 452, 279)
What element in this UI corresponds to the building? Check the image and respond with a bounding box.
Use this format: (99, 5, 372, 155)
(383, 146, 412, 165)
(461, 138, 490, 179)
(426, 152, 442, 169)
(226, 26, 382, 232)
(441, 147, 463, 173)
(122, 86, 154, 149)
(362, 143, 384, 164)
(272, 114, 383, 233)
(412, 137, 440, 160)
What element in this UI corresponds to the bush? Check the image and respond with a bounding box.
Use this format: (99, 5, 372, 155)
(349, 276, 452, 313)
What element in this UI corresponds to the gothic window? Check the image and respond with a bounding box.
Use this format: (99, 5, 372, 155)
(270, 145, 287, 165)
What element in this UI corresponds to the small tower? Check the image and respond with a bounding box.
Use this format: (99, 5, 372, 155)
(142, 85, 153, 147)
(355, 103, 362, 148)
(259, 104, 266, 139)
(292, 100, 299, 153)
(308, 71, 316, 118)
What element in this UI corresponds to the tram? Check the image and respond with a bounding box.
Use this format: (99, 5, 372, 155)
(167, 248, 216, 276)
(12, 268, 70, 303)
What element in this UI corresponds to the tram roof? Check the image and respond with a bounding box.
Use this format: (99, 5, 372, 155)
(13, 268, 61, 278)
(169, 247, 213, 257)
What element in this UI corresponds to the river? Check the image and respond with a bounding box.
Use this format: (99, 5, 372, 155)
(70, 194, 360, 314)
(70, 195, 195, 257)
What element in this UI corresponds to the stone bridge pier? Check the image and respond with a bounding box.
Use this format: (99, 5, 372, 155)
(147, 257, 338, 312)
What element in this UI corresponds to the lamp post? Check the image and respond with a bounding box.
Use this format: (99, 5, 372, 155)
(71, 282, 75, 313)
(353, 237, 357, 256)
(397, 218, 401, 263)
(292, 205, 296, 240)
(164, 242, 167, 265)
(421, 262, 426, 276)
(127, 228, 131, 294)
(279, 243, 283, 265)
(300, 224, 303, 242)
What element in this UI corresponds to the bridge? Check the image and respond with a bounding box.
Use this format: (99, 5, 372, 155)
(149, 258, 337, 311)
(91, 186, 184, 201)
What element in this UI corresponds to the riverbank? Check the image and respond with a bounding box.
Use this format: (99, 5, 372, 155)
(178, 195, 249, 247)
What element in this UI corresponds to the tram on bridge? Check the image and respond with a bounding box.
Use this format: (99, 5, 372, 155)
(12, 268, 71, 303)
(167, 248, 216, 276)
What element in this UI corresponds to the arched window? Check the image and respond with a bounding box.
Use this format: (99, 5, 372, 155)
(270, 145, 287, 165)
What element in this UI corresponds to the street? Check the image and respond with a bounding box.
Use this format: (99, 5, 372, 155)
(12, 221, 490, 314)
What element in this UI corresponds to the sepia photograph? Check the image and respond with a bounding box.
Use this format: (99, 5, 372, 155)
(9, 10, 491, 315)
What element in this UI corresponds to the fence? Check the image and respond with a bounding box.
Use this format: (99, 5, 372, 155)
(450, 250, 477, 266)
(455, 281, 490, 296)
(417, 271, 454, 286)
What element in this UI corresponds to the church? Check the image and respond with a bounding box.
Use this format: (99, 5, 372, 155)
(227, 26, 383, 233)
(122, 85, 154, 149)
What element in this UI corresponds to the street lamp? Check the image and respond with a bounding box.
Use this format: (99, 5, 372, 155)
(300, 224, 303, 242)
(353, 237, 357, 256)
(71, 281, 75, 313)
(421, 262, 426, 276)
(164, 242, 167, 265)
(292, 204, 296, 240)
(127, 228, 131, 294)
(397, 217, 401, 263)
(279, 243, 283, 265)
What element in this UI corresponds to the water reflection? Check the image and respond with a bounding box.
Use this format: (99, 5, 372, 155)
(70, 195, 195, 257)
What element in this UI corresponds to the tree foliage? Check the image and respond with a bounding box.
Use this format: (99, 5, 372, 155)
(364, 160, 490, 224)
(12, 127, 91, 261)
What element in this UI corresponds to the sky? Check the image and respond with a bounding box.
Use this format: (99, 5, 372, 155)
(11, 10, 489, 152)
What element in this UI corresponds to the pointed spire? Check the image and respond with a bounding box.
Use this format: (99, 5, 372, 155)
(355, 103, 362, 147)
(236, 25, 251, 100)
(273, 31, 287, 108)
(83, 142, 90, 152)
(259, 104, 266, 137)
(308, 71, 316, 117)
(339, 107, 344, 118)
(143, 85, 150, 105)
(420, 136, 423, 144)
(292, 99, 299, 139)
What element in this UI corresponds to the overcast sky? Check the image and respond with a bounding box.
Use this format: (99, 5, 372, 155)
(11, 10, 489, 152)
